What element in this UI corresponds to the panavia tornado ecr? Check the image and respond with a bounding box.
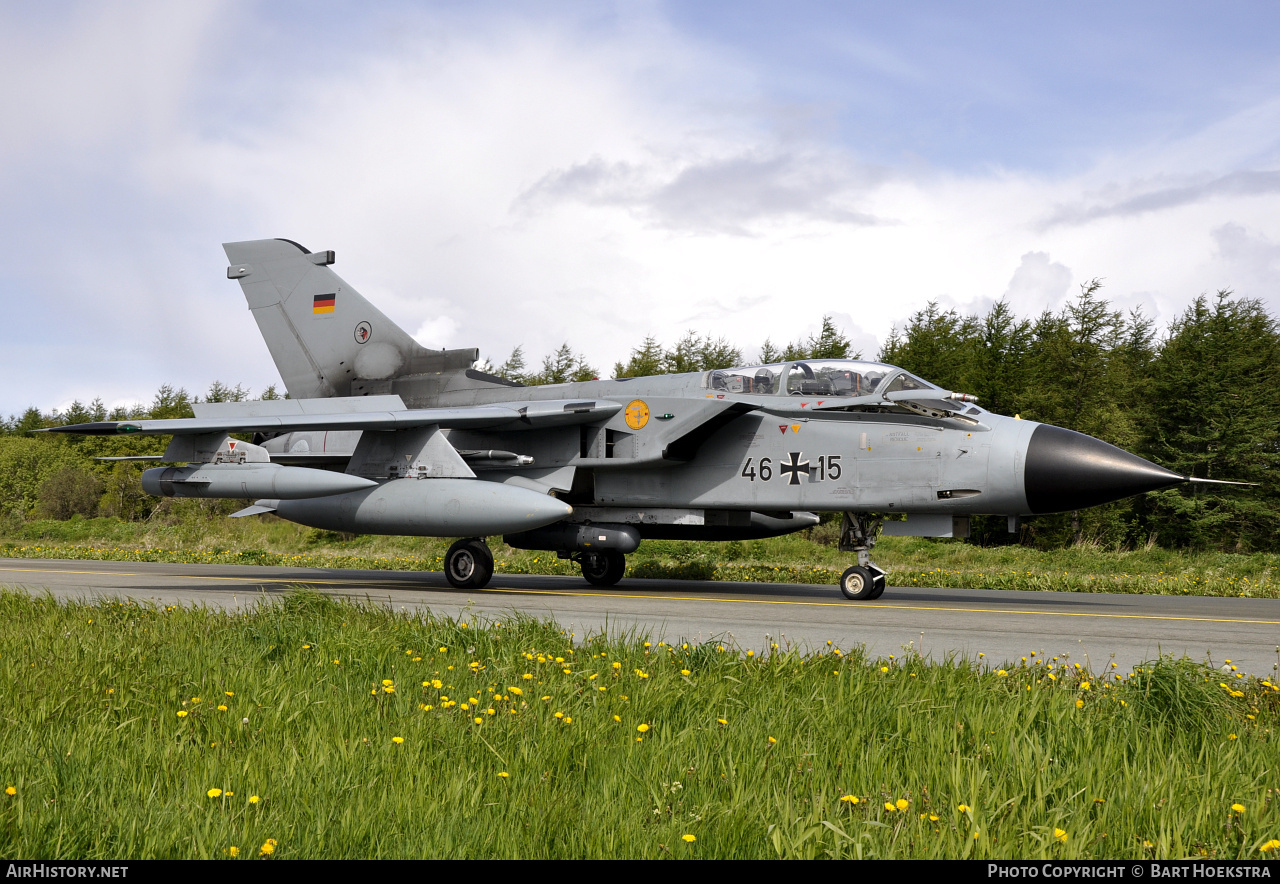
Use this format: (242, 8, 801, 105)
(47, 238, 1245, 600)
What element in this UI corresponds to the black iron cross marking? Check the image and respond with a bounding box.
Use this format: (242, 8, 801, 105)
(780, 451, 810, 485)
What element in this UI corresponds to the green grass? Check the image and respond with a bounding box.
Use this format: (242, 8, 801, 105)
(0, 590, 1277, 859)
(2, 512, 1279, 597)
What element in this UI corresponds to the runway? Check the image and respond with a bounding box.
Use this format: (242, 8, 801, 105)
(3, 557, 1278, 677)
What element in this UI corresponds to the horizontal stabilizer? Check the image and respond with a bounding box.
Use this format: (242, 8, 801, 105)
(43, 399, 623, 437)
(192, 395, 406, 418)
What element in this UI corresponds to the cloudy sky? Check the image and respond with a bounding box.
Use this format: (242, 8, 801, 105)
(3, 1, 1279, 415)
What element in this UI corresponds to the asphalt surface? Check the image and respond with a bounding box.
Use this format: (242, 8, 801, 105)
(3, 558, 1278, 677)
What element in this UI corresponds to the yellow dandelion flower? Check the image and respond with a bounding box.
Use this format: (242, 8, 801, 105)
(177, 710, 188, 718)
(895, 799, 909, 812)
(1076, 699, 1084, 708)
(259, 839, 276, 857)
(839, 795, 859, 804)
(473, 717, 483, 724)
(1232, 803, 1246, 814)
(717, 718, 727, 725)
(225, 691, 234, 697)
(207, 788, 222, 798)
(554, 711, 564, 719)
(382, 679, 393, 686)
(1054, 828, 1068, 843)
(681, 834, 696, 843)
(249, 795, 260, 804)
(637, 723, 650, 732)
(929, 814, 939, 821)
(217, 704, 228, 712)
(5, 786, 16, 796)
(957, 804, 970, 813)
(509, 686, 523, 696)
(613, 715, 622, 722)
(392, 736, 404, 744)
(681, 669, 691, 676)
(1260, 840, 1280, 853)
(383, 685, 395, 694)
(767, 736, 776, 744)
(884, 802, 896, 812)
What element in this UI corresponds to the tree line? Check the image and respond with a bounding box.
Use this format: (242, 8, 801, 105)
(3, 287, 1277, 552)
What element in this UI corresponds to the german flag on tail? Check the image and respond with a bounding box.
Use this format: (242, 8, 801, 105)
(313, 294, 336, 314)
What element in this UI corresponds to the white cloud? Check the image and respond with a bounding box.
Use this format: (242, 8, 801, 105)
(1207, 223, 1280, 301)
(1001, 252, 1074, 316)
(413, 315, 461, 350)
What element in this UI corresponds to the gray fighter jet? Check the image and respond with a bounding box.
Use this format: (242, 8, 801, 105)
(48, 238, 1238, 600)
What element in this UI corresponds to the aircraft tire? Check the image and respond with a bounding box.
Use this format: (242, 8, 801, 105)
(838, 566, 877, 601)
(867, 575, 887, 600)
(445, 538, 494, 589)
(581, 550, 626, 587)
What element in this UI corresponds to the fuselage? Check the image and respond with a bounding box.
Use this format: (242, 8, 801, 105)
(261, 358, 1184, 520)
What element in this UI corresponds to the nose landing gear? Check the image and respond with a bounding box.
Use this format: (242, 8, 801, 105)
(838, 513, 887, 600)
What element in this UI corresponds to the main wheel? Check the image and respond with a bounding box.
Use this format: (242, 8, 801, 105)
(838, 565, 877, 601)
(444, 538, 494, 589)
(581, 550, 626, 587)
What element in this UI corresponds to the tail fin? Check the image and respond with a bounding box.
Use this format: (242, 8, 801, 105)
(223, 239, 477, 399)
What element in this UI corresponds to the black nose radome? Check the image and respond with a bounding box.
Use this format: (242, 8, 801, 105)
(1024, 424, 1185, 514)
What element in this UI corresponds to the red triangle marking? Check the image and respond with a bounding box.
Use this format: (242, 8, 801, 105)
(778, 425, 788, 434)
(228, 441, 237, 450)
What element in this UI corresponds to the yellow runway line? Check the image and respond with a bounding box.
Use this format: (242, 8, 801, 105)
(0, 565, 355, 586)
(300, 578, 1280, 627)
(4, 565, 1279, 627)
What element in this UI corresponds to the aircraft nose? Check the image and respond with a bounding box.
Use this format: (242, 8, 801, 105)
(1023, 424, 1185, 514)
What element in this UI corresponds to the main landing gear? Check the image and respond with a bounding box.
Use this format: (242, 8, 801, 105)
(575, 550, 626, 587)
(444, 538, 494, 589)
(838, 512, 887, 601)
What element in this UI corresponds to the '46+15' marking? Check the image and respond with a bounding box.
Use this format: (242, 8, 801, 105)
(741, 453, 841, 486)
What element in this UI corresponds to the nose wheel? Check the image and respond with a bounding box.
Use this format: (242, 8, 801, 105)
(444, 538, 494, 589)
(839, 564, 888, 600)
(837, 512, 888, 601)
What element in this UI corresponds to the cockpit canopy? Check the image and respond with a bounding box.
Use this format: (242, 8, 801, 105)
(704, 359, 939, 398)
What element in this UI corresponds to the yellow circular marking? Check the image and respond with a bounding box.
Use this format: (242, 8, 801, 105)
(624, 400, 650, 430)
